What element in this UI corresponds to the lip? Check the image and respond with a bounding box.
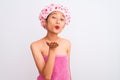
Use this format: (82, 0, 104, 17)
(55, 26, 60, 30)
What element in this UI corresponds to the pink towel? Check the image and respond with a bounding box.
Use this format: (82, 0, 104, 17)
(37, 56, 70, 80)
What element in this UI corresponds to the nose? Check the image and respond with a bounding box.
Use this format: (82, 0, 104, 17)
(56, 19, 60, 24)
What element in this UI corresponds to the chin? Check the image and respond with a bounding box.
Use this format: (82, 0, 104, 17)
(53, 32, 60, 34)
(53, 31, 62, 34)
(53, 30, 62, 34)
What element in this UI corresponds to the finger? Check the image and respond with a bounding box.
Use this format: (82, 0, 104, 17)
(46, 42, 50, 46)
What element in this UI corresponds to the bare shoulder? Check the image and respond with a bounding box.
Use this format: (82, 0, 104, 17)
(30, 39, 44, 50)
(60, 38, 71, 54)
(60, 38, 71, 46)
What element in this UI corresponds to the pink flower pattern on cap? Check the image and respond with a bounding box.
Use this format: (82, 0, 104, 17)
(39, 4, 71, 28)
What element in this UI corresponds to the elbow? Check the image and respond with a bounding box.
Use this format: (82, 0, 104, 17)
(44, 75, 51, 80)
(42, 71, 51, 80)
(43, 73, 51, 80)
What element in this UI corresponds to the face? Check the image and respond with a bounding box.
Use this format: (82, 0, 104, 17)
(45, 11, 66, 34)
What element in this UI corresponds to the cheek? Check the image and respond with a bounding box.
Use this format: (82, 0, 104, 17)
(62, 22, 65, 27)
(60, 24, 65, 30)
(47, 19, 55, 25)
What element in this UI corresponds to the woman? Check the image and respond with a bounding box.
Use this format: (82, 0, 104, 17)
(30, 4, 71, 80)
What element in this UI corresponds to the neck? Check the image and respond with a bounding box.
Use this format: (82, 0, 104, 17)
(45, 32, 60, 42)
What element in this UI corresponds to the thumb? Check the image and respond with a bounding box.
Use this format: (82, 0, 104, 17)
(46, 42, 50, 46)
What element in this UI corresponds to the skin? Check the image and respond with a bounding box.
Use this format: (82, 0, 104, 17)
(30, 11, 71, 80)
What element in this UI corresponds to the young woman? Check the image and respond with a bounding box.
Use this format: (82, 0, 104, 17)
(30, 4, 71, 80)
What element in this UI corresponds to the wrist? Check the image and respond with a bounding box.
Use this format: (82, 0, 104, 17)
(48, 49, 56, 56)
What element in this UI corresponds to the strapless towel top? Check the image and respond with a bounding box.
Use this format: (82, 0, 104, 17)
(37, 56, 70, 80)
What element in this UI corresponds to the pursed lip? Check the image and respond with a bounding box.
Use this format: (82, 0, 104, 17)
(55, 26, 60, 29)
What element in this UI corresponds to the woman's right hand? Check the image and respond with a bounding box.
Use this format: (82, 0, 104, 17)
(46, 42, 59, 49)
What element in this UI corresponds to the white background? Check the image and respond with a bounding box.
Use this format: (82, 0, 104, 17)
(0, 0, 120, 80)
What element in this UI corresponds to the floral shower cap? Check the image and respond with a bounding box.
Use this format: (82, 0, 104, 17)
(39, 4, 71, 28)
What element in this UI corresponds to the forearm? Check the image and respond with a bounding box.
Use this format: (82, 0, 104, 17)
(43, 50, 55, 79)
(70, 76, 72, 80)
(70, 69, 72, 80)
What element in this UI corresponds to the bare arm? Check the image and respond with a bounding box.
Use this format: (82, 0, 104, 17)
(42, 49, 56, 80)
(30, 42, 58, 80)
(67, 41, 72, 80)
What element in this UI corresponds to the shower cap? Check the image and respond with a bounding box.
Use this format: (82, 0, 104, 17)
(39, 4, 71, 28)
